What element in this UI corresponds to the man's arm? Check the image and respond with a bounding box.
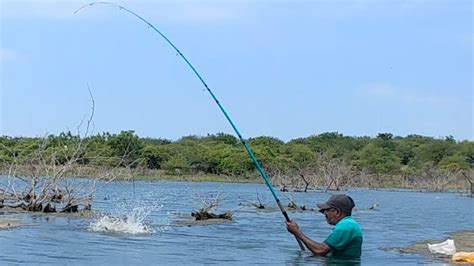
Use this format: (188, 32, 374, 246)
(286, 221, 332, 256)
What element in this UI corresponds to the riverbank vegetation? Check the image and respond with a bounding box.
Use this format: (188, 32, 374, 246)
(1, 131, 473, 195)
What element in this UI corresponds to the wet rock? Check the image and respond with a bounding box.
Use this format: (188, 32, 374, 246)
(384, 230, 474, 264)
(0, 219, 21, 230)
(191, 211, 232, 220)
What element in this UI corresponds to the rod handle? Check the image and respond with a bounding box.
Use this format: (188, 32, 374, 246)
(277, 201, 305, 251)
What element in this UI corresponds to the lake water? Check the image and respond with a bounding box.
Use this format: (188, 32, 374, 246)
(0, 180, 473, 265)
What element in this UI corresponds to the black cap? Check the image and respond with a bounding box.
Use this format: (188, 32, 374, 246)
(317, 194, 355, 214)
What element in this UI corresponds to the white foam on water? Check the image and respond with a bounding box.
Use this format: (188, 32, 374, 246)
(89, 205, 162, 235)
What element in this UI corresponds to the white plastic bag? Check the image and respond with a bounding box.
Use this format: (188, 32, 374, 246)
(427, 239, 457, 255)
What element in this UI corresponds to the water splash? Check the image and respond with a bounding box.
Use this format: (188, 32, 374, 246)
(89, 205, 160, 235)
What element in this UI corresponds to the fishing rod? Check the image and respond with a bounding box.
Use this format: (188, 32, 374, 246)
(75, 2, 305, 251)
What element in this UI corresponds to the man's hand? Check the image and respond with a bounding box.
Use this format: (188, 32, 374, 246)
(286, 220, 332, 256)
(286, 220, 301, 236)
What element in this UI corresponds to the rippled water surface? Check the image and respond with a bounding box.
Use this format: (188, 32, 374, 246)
(1, 180, 473, 265)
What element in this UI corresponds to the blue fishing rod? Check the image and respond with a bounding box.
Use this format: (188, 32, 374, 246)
(75, 2, 305, 251)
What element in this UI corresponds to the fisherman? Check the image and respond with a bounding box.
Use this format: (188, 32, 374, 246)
(286, 194, 363, 258)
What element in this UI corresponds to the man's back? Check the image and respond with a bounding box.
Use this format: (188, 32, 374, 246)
(324, 216, 363, 258)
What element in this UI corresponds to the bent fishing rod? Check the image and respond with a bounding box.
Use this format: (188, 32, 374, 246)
(75, 2, 305, 251)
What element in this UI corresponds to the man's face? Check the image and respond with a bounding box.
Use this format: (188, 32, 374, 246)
(322, 208, 340, 225)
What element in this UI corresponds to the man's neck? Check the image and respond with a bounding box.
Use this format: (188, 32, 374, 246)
(335, 215, 349, 224)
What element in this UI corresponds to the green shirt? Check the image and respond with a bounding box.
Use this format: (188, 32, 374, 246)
(324, 216, 363, 258)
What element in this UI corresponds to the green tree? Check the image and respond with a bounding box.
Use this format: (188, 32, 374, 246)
(108, 130, 144, 167)
(161, 153, 191, 174)
(412, 138, 456, 167)
(208, 144, 252, 176)
(438, 155, 469, 170)
(141, 144, 172, 169)
(282, 143, 315, 170)
(458, 140, 474, 168)
(354, 142, 401, 173)
(204, 133, 239, 145)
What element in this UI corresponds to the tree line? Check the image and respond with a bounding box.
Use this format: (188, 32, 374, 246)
(1, 131, 472, 179)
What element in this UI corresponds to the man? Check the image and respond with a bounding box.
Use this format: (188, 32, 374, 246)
(286, 194, 363, 258)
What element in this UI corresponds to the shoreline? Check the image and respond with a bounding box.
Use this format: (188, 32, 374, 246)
(1, 172, 472, 194)
(393, 230, 474, 264)
(1, 165, 472, 194)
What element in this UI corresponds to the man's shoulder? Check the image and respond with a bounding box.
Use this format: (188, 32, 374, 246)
(339, 216, 359, 224)
(336, 217, 362, 231)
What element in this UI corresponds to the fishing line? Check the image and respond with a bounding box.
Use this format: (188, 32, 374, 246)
(75, 2, 305, 251)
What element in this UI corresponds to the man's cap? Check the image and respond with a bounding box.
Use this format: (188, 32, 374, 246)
(317, 194, 355, 214)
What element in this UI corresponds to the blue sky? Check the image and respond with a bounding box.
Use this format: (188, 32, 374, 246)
(1, 0, 472, 141)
